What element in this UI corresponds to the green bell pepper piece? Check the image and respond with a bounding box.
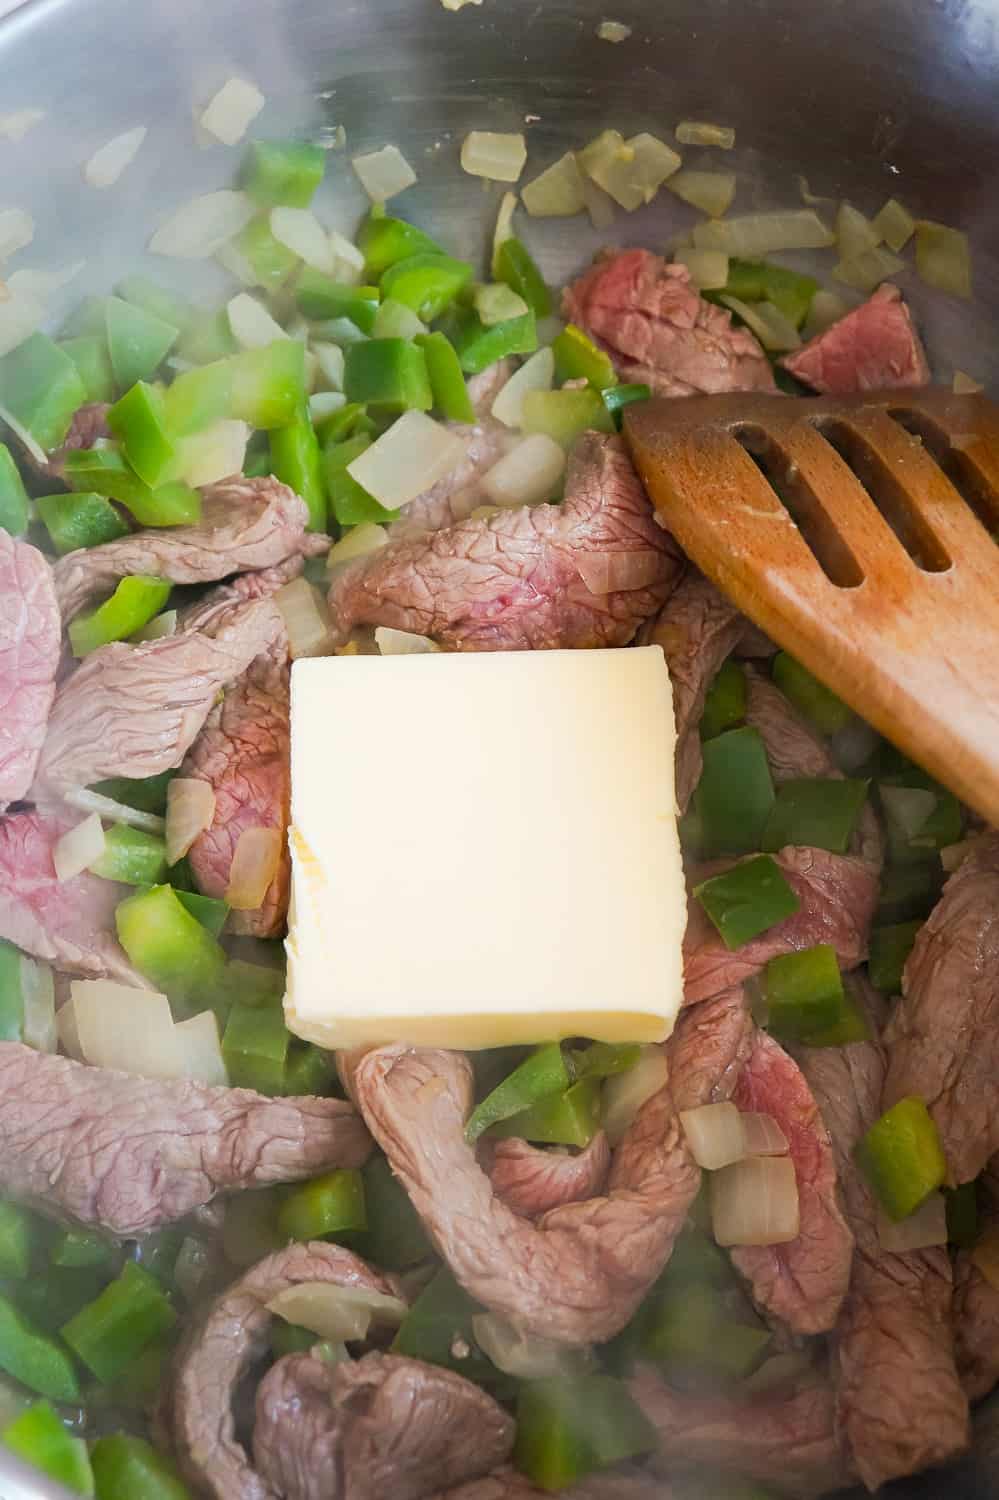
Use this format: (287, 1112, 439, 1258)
(392, 1267, 514, 1396)
(62, 449, 200, 527)
(222, 1188, 286, 1268)
(465, 1042, 569, 1143)
(3, 1402, 94, 1495)
(118, 276, 193, 333)
(61, 1261, 176, 1384)
(241, 140, 326, 208)
(712, 259, 819, 329)
(700, 659, 747, 741)
(495, 237, 552, 319)
(270, 413, 326, 530)
(877, 860, 944, 925)
(88, 823, 168, 885)
(641, 1282, 770, 1379)
(802, 979, 873, 1047)
(230, 341, 309, 429)
(0, 941, 25, 1042)
(520, 387, 614, 448)
(36, 492, 130, 555)
(58, 336, 116, 405)
(173, 889, 230, 938)
(514, 1374, 656, 1491)
(324, 434, 398, 526)
(473, 283, 530, 327)
(104, 296, 178, 391)
(358, 214, 444, 277)
(162, 359, 233, 436)
(131, 1227, 184, 1286)
(451, 307, 537, 375)
(856, 1095, 948, 1220)
(868, 920, 921, 994)
(761, 777, 870, 856)
(107, 381, 178, 487)
(552, 323, 616, 390)
(115, 883, 227, 1010)
(416, 332, 475, 423)
(946, 1181, 979, 1250)
(296, 271, 380, 331)
(380, 253, 473, 322)
(692, 725, 776, 857)
(491, 1076, 602, 1148)
(658, 1225, 735, 1289)
(282, 1042, 332, 1097)
(49, 1229, 117, 1272)
(343, 339, 433, 412)
(772, 652, 854, 736)
(363, 1154, 432, 1270)
(603, 383, 651, 423)
(566, 1041, 641, 1081)
(217, 957, 285, 1009)
(233, 216, 301, 288)
(176, 309, 238, 367)
(0, 443, 29, 535)
(0, 333, 87, 452)
(91, 770, 173, 814)
(91, 1434, 192, 1500)
(68, 575, 172, 657)
(694, 855, 801, 951)
(277, 1170, 367, 1242)
(222, 999, 290, 1094)
(0, 1293, 80, 1401)
(0, 1203, 35, 1278)
(763, 944, 845, 1041)
(271, 1321, 317, 1358)
(314, 401, 374, 446)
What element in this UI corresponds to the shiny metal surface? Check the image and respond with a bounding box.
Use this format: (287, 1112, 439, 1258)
(1, 0, 999, 1495)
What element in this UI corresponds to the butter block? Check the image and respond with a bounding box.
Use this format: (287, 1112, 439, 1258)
(285, 646, 686, 1050)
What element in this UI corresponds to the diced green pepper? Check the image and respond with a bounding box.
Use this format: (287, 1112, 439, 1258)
(241, 140, 326, 208)
(0, 1294, 80, 1401)
(282, 1042, 332, 1097)
(222, 999, 290, 1094)
(602, 383, 652, 423)
(324, 433, 398, 526)
(230, 342, 308, 429)
(491, 1076, 602, 1149)
(118, 276, 193, 334)
(552, 324, 616, 391)
(694, 855, 801, 951)
(296, 271, 380, 331)
(277, 1170, 367, 1242)
(763, 944, 844, 1041)
(658, 1226, 735, 1290)
(802, 980, 873, 1047)
(0, 443, 29, 535)
(641, 1283, 770, 1379)
(314, 401, 373, 446)
(91, 770, 173, 814)
(0, 332, 87, 451)
(362, 1154, 432, 1270)
(473, 283, 530, 327)
(107, 381, 178, 488)
(465, 1042, 569, 1143)
(343, 339, 433, 412)
(0, 942, 25, 1042)
(176, 309, 238, 367)
(217, 957, 285, 1009)
(115, 884, 226, 1010)
(380, 253, 473, 322)
(270, 413, 326, 530)
(50, 1229, 117, 1272)
(495, 237, 552, 319)
(566, 1041, 641, 1081)
(61, 1261, 176, 1383)
(91, 1434, 192, 1500)
(761, 777, 870, 856)
(514, 1375, 656, 1491)
(104, 296, 178, 390)
(771, 653, 854, 736)
(710, 259, 819, 329)
(392, 1267, 513, 1395)
(876, 860, 944, 924)
(945, 1181, 979, 1250)
(271, 1321, 317, 1358)
(520, 387, 614, 448)
(172, 889, 230, 938)
(162, 359, 233, 437)
(855, 1096, 948, 1221)
(68, 575, 172, 657)
(36, 491, 130, 555)
(692, 725, 775, 857)
(131, 1228, 184, 1286)
(451, 307, 538, 375)
(700, 660, 747, 741)
(59, 335, 116, 405)
(62, 449, 200, 528)
(868, 920, 921, 993)
(416, 332, 475, 423)
(358, 214, 445, 277)
(88, 823, 168, 885)
(0, 1203, 35, 1278)
(222, 1188, 286, 1268)
(2, 1402, 94, 1495)
(233, 216, 301, 288)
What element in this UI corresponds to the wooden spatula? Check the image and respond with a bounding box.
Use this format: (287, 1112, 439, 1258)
(624, 387, 999, 825)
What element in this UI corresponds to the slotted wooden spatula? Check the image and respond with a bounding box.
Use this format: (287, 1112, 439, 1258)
(624, 387, 999, 824)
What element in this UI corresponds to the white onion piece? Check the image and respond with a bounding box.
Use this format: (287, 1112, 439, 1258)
(64, 786, 165, 836)
(375, 626, 439, 656)
(675, 120, 735, 150)
(308, 391, 347, 424)
(54, 814, 105, 882)
(348, 411, 468, 509)
(602, 1045, 669, 1147)
(474, 283, 529, 328)
(522, 153, 586, 218)
(312, 341, 346, 392)
(200, 78, 265, 146)
(373, 298, 427, 339)
(215, 241, 257, 287)
(469, 504, 503, 521)
(227, 293, 288, 350)
(173, 1010, 227, 1086)
(352, 146, 417, 203)
(915, 220, 972, 299)
(178, 418, 250, 488)
(482, 433, 565, 508)
(836, 202, 880, 262)
(150, 190, 254, 260)
(872, 197, 915, 253)
(667, 170, 736, 219)
(441, 0, 482, 8)
(165, 777, 216, 866)
(972, 1229, 999, 1292)
(267, 1283, 407, 1342)
(0, 208, 34, 260)
(70, 980, 181, 1079)
(953, 370, 984, 395)
(802, 288, 851, 340)
(0, 397, 46, 461)
(270, 207, 334, 274)
(491, 191, 519, 276)
(580, 168, 615, 231)
(740, 1112, 789, 1157)
(877, 1193, 948, 1253)
(879, 785, 936, 841)
(472, 1314, 594, 1378)
(225, 826, 283, 910)
(833, 247, 905, 293)
(328, 230, 365, 285)
(711, 1156, 800, 1247)
(21, 958, 56, 1054)
(56, 998, 84, 1061)
(693, 209, 835, 256)
(580, 131, 681, 212)
(276, 578, 334, 660)
(0, 110, 45, 143)
(720, 295, 801, 353)
(132, 609, 178, 643)
(328, 521, 389, 573)
(673, 248, 730, 290)
(680, 1102, 746, 1170)
(83, 127, 146, 189)
(597, 19, 631, 41)
(8, 264, 84, 300)
(491, 347, 555, 428)
(461, 131, 527, 183)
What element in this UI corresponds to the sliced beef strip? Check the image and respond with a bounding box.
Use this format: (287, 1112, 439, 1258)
(173, 1244, 392, 1500)
(465, 359, 514, 416)
(954, 1163, 999, 1403)
(781, 285, 930, 395)
(0, 532, 61, 810)
(483, 1133, 611, 1219)
(730, 1029, 854, 1334)
(684, 846, 879, 1006)
(0, 810, 143, 981)
(179, 555, 306, 632)
(799, 1037, 969, 1489)
(253, 1353, 340, 1500)
(53, 476, 328, 621)
(668, 984, 754, 1111)
(562, 249, 776, 397)
(440, 1469, 664, 1500)
(630, 1364, 849, 1498)
(0, 1042, 369, 1236)
(40, 401, 112, 480)
(31, 595, 283, 798)
(883, 833, 999, 1186)
(329, 432, 683, 652)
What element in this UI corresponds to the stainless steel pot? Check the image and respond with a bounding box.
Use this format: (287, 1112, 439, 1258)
(1, 0, 998, 1494)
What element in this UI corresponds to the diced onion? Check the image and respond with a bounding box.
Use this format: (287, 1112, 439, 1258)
(149, 190, 255, 259)
(441, 0, 482, 10)
(0, 110, 45, 143)
(328, 230, 365, 285)
(0, 208, 34, 260)
(352, 145, 417, 203)
(802, 288, 851, 340)
(276, 577, 334, 660)
(667, 170, 736, 219)
(602, 1045, 668, 1146)
(65, 786, 165, 836)
(877, 1193, 948, 1253)
(491, 347, 555, 428)
(740, 1112, 789, 1157)
(69, 980, 180, 1078)
(308, 391, 347, 423)
(469, 504, 503, 521)
(83, 127, 146, 189)
(972, 1228, 999, 1292)
(178, 418, 250, 488)
(21, 958, 56, 1054)
(482, 432, 566, 508)
(199, 77, 265, 146)
(720, 295, 801, 353)
(580, 131, 681, 212)
(836, 202, 881, 262)
(693, 209, 834, 256)
(580, 168, 615, 231)
(953, 370, 984, 395)
(165, 777, 216, 866)
(225, 826, 283, 910)
(675, 120, 735, 150)
(227, 292, 288, 350)
(132, 609, 178, 643)
(54, 814, 105, 882)
(673, 248, 730, 291)
(373, 298, 427, 339)
(833, 246, 905, 293)
(7, 264, 84, 300)
(215, 241, 257, 287)
(474, 283, 529, 327)
(522, 153, 587, 218)
(312, 341, 346, 391)
(0, 397, 47, 462)
(596, 19, 632, 41)
(491, 191, 519, 276)
(829, 717, 880, 775)
(680, 1102, 746, 1170)
(711, 1156, 800, 1247)
(347, 411, 468, 509)
(879, 784, 936, 841)
(173, 1010, 227, 1087)
(461, 131, 527, 184)
(872, 197, 915, 253)
(270, 207, 335, 274)
(327, 522, 389, 573)
(267, 1283, 407, 1342)
(472, 1314, 595, 1378)
(797, 176, 835, 210)
(56, 999, 85, 1061)
(375, 626, 439, 656)
(742, 1351, 814, 1396)
(915, 220, 972, 299)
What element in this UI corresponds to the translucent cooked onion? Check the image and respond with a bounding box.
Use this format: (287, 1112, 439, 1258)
(308, 392, 347, 423)
(522, 153, 587, 218)
(0, 110, 45, 143)
(165, 777, 216, 866)
(0, 207, 34, 260)
(667, 170, 736, 219)
(720, 295, 801, 353)
(711, 1156, 800, 1247)
(199, 78, 265, 146)
(215, 241, 257, 287)
(172, 1010, 227, 1087)
(941, 835, 985, 874)
(132, 609, 178, 643)
(375, 626, 440, 656)
(673, 248, 730, 291)
(312, 341, 346, 391)
(802, 288, 851, 340)
(472, 1314, 595, 1378)
(491, 191, 519, 277)
(267, 1283, 407, 1342)
(953, 370, 984, 395)
(271, 207, 335, 274)
(373, 298, 427, 339)
(225, 826, 283, 910)
(347, 411, 468, 509)
(149, 190, 255, 259)
(21, 958, 56, 1054)
(64, 786, 166, 836)
(69, 979, 180, 1078)
(680, 1101, 746, 1170)
(580, 168, 615, 231)
(675, 120, 736, 150)
(580, 131, 681, 212)
(740, 1112, 789, 1157)
(179, 418, 250, 487)
(352, 146, 417, 203)
(54, 814, 105, 882)
(915, 220, 972, 299)
(8, 264, 83, 301)
(56, 1000, 84, 1062)
(327, 522, 390, 573)
(877, 1193, 948, 1253)
(474, 283, 529, 327)
(83, 127, 147, 189)
(276, 578, 334, 660)
(602, 1045, 669, 1146)
(879, 785, 936, 841)
(596, 20, 632, 42)
(491, 347, 555, 428)
(328, 230, 365, 285)
(693, 209, 834, 256)
(833, 247, 905, 293)
(972, 1228, 999, 1292)
(461, 131, 528, 184)
(836, 202, 880, 262)
(482, 432, 566, 507)
(872, 197, 915, 253)
(227, 293, 289, 350)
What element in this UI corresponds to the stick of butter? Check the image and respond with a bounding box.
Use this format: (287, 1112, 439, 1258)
(285, 646, 686, 1050)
